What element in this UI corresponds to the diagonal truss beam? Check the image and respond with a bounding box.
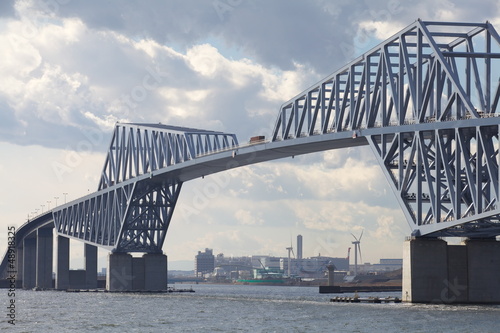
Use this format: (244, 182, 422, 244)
(271, 20, 500, 238)
(53, 179, 183, 252)
(99, 123, 238, 190)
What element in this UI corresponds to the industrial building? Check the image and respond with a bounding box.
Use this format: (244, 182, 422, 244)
(195, 235, 353, 281)
(195, 248, 215, 277)
(350, 258, 403, 273)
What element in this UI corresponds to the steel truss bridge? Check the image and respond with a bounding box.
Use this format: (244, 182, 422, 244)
(3, 20, 500, 272)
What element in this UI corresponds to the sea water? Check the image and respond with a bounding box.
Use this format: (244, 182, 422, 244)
(2, 284, 499, 332)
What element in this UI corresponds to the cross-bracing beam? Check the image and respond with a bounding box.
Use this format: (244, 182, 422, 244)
(271, 20, 500, 237)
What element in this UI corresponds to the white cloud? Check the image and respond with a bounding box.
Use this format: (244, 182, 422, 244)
(235, 209, 264, 226)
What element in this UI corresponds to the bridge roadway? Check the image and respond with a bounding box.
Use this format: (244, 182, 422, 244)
(2, 20, 500, 302)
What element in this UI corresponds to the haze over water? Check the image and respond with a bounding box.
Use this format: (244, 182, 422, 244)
(3, 284, 499, 332)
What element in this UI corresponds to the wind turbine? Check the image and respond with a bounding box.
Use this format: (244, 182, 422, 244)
(286, 237, 295, 278)
(351, 230, 363, 276)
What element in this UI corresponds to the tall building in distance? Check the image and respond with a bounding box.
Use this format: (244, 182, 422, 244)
(195, 248, 215, 277)
(297, 235, 303, 260)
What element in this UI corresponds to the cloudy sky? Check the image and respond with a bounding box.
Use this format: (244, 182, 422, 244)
(1, 0, 499, 270)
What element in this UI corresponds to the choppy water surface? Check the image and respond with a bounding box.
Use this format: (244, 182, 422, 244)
(2, 284, 499, 332)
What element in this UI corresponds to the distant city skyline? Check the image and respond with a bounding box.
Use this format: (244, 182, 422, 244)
(1, 1, 499, 265)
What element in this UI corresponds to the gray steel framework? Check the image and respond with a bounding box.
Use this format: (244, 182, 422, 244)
(54, 124, 237, 252)
(99, 123, 239, 189)
(272, 20, 500, 237)
(5, 20, 500, 261)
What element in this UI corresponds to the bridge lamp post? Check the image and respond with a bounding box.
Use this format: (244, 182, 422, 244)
(54, 196, 59, 207)
(47, 201, 51, 210)
(41, 204, 45, 213)
(63, 192, 68, 204)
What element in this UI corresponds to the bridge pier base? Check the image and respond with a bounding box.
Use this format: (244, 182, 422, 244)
(36, 227, 53, 289)
(403, 238, 500, 303)
(55, 236, 70, 290)
(107, 253, 133, 291)
(84, 244, 98, 289)
(107, 252, 167, 291)
(55, 237, 99, 290)
(22, 236, 36, 289)
(466, 239, 500, 303)
(144, 253, 168, 291)
(15, 245, 23, 289)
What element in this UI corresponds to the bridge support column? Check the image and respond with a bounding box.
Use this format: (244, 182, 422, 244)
(403, 238, 500, 303)
(466, 239, 500, 303)
(144, 253, 167, 291)
(22, 236, 36, 289)
(36, 227, 54, 289)
(107, 253, 133, 291)
(403, 238, 448, 303)
(56, 236, 70, 290)
(106, 252, 168, 291)
(132, 257, 145, 290)
(15, 245, 23, 288)
(84, 244, 98, 289)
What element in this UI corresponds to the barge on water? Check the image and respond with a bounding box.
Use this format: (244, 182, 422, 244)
(330, 296, 401, 303)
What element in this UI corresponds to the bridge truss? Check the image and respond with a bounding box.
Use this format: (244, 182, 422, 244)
(53, 124, 238, 252)
(272, 20, 500, 238)
(33, 20, 500, 257)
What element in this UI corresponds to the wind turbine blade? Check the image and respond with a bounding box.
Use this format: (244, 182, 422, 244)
(359, 230, 364, 241)
(350, 233, 357, 241)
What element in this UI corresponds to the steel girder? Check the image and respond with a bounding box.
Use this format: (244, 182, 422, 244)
(53, 179, 183, 252)
(53, 184, 134, 249)
(369, 126, 500, 238)
(55, 123, 237, 252)
(116, 180, 182, 253)
(271, 20, 500, 237)
(99, 123, 238, 190)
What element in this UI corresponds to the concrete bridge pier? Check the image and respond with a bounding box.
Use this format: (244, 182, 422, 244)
(15, 244, 23, 289)
(107, 252, 167, 291)
(403, 237, 500, 303)
(84, 244, 98, 289)
(22, 234, 36, 289)
(56, 235, 70, 290)
(55, 236, 98, 290)
(144, 253, 168, 291)
(22, 226, 54, 290)
(36, 227, 54, 289)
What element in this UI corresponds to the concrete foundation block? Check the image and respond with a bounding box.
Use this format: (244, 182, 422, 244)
(69, 270, 87, 289)
(403, 238, 448, 303)
(467, 239, 500, 303)
(404, 238, 500, 304)
(22, 237, 36, 289)
(36, 227, 53, 289)
(85, 244, 98, 289)
(446, 245, 468, 303)
(132, 257, 145, 290)
(144, 254, 168, 291)
(56, 236, 70, 290)
(106, 252, 168, 291)
(107, 253, 133, 291)
(16, 246, 23, 289)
